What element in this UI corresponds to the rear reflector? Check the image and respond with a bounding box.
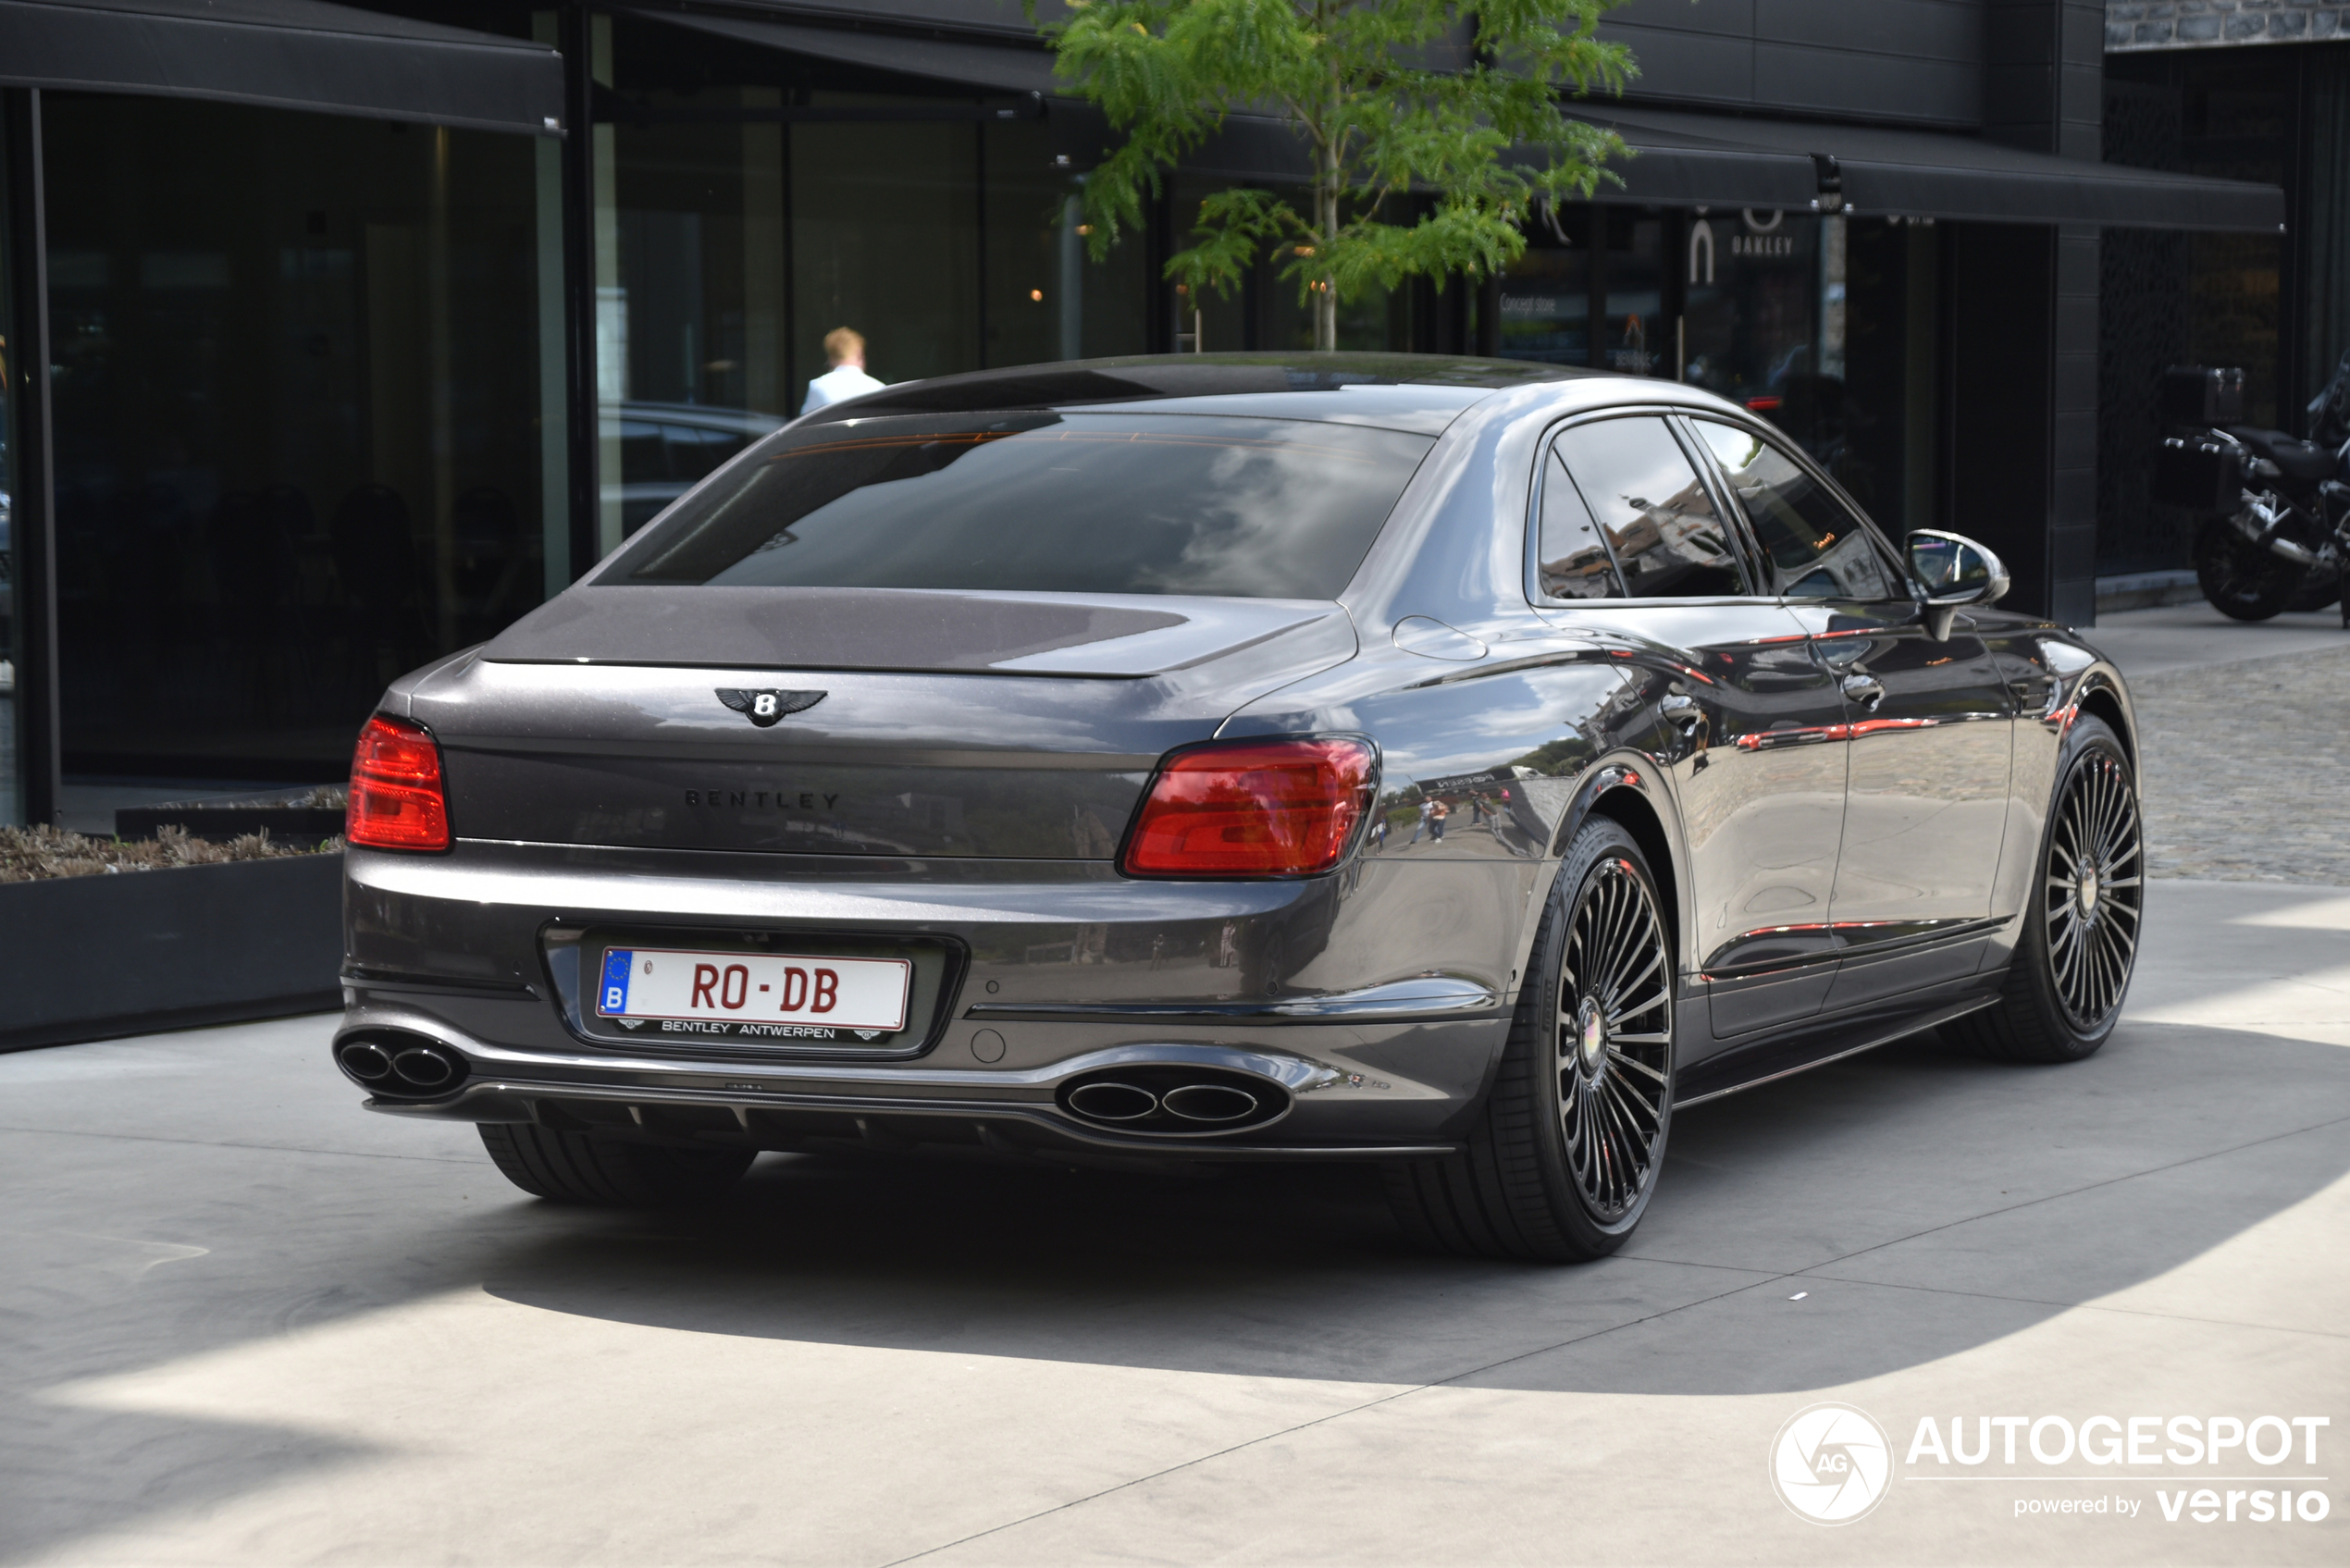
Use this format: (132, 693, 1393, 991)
(347, 714, 451, 851)
(1120, 737, 1375, 878)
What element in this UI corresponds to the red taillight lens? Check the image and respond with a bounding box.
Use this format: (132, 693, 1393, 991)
(1121, 738, 1376, 878)
(347, 714, 451, 851)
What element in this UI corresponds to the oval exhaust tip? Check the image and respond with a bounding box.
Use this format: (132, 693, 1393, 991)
(338, 1042, 393, 1082)
(1160, 1083, 1260, 1123)
(1066, 1081, 1158, 1122)
(391, 1047, 456, 1089)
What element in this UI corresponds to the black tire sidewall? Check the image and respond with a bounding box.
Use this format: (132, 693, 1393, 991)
(1521, 818, 1676, 1247)
(2012, 715, 2139, 1056)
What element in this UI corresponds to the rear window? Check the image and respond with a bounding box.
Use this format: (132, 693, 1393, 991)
(605, 412, 1435, 599)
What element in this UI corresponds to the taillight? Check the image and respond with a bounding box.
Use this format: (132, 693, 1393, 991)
(1121, 737, 1376, 878)
(347, 714, 451, 851)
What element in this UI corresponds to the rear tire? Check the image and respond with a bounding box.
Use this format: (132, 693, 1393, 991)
(1384, 818, 1675, 1262)
(1945, 716, 2142, 1064)
(2195, 519, 2299, 622)
(478, 1123, 754, 1205)
(2286, 569, 2340, 614)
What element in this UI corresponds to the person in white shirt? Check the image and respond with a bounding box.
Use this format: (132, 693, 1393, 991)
(801, 327, 886, 414)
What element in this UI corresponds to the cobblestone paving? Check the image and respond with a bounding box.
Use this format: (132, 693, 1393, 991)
(2131, 641, 2350, 883)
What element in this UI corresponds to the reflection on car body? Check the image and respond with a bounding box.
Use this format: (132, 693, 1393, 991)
(340, 354, 2144, 1261)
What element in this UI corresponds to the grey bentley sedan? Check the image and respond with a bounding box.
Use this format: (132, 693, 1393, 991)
(336, 353, 2142, 1262)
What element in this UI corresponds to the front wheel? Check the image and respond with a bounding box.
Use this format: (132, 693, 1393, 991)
(1385, 817, 1676, 1262)
(1946, 715, 2143, 1063)
(2195, 519, 2301, 622)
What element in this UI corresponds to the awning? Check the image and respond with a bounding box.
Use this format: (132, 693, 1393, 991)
(0, 0, 564, 136)
(1577, 106, 2285, 232)
(637, 7, 1059, 96)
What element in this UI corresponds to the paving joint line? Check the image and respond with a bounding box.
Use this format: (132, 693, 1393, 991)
(888, 1106, 2350, 1561)
(881, 1270, 1775, 1566)
(1790, 1269, 2350, 1341)
(0, 1124, 482, 1167)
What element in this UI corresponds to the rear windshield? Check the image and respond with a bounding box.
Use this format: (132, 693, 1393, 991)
(604, 412, 1435, 599)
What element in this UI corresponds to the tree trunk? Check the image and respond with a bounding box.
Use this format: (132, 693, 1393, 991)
(1315, 142, 1339, 352)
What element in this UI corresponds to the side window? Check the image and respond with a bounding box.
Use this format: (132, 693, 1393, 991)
(1536, 448, 1625, 600)
(1552, 417, 1749, 598)
(1689, 419, 1899, 600)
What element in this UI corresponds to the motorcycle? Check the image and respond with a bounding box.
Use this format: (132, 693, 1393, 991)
(2160, 354, 2350, 624)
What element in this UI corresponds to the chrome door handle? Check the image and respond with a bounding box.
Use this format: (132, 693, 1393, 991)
(1658, 691, 1703, 730)
(1840, 674, 1886, 709)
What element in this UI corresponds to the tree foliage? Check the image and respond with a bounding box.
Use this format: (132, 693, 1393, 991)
(1037, 0, 1635, 348)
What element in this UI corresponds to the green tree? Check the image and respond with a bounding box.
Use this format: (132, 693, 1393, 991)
(1039, 0, 1635, 351)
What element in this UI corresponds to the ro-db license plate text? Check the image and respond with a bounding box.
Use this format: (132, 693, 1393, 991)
(595, 947, 911, 1031)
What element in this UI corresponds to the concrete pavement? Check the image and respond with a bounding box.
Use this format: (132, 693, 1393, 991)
(2083, 600, 2346, 679)
(2, 874, 2344, 1565)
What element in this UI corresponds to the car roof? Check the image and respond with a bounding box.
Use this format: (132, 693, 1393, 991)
(794, 352, 1604, 437)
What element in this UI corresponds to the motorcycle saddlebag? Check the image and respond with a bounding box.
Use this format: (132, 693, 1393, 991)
(2154, 434, 2245, 512)
(2159, 364, 2245, 426)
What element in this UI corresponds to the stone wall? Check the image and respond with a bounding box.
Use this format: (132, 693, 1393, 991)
(2109, 2, 2347, 49)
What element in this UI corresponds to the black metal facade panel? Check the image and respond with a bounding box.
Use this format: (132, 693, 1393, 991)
(0, 0, 563, 134)
(1750, 40, 1983, 126)
(1602, 0, 1986, 128)
(699, 0, 1063, 40)
(639, 7, 1057, 93)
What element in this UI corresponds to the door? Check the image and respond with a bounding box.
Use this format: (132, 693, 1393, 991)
(1537, 415, 1850, 1047)
(1686, 418, 2015, 1009)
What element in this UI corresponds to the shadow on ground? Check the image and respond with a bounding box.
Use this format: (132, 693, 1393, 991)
(471, 1021, 2350, 1392)
(4, 1008, 2346, 1560)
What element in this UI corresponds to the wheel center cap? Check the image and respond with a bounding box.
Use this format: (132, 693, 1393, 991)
(2079, 867, 2100, 914)
(1577, 1000, 1607, 1074)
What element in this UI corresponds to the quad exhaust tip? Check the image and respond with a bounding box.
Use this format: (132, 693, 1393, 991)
(336, 1032, 467, 1096)
(1058, 1066, 1283, 1135)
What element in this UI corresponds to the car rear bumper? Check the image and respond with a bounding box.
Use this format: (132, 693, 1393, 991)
(340, 842, 1540, 1162)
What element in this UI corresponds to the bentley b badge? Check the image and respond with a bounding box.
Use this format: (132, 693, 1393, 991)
(716, 688, 826, 727)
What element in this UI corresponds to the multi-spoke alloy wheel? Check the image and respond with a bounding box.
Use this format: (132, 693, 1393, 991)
(2042, 747, 2143, 1030)
(1947, 714, 2142, 1064)
(1384, 816, 1675, 1261)
(1556, 856, 1674, 1220)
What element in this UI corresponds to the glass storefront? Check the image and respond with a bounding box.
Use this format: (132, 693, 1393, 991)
(1, 104, 18, 825)
(596, 16, 1151, 552)
(1498, 204, 1930, 531)
(41, 94, 555, 788)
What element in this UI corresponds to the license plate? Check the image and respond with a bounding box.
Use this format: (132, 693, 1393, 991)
(595, 947, 911, 1031)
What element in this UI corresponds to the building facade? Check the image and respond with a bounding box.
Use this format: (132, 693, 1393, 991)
(0, 0, 2288, 828)
(2100, 3, 2350, 583)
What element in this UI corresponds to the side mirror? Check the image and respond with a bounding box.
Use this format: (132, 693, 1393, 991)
(1905, 529, 2010, 640)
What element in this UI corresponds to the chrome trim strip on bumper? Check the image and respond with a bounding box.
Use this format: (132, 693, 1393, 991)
(963, 974, 1503, 1025)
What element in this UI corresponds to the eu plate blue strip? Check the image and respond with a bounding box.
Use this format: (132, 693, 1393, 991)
(598, 948, 633, 1016)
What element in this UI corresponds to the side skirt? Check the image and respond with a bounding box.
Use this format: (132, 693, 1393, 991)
(1674, 983, 2003, 1108)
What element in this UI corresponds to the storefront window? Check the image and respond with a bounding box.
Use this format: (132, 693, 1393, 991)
(0, 105, 18, 825)
(1683, 208, 1819, 414)
(1601, 207, 1667, 375)
(1496, 203, 1590, 364)
(597, 17, 1154, 545)
(42, 95, 552, 794)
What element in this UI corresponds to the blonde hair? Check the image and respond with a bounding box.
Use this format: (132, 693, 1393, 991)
(823, 327, 865, 365)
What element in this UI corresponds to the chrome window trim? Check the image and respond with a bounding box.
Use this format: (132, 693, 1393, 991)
(1522, 404, 1774, 610)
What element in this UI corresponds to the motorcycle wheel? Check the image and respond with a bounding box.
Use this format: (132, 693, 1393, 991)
(2194, 519, 2302, 622)
(2286, 569, 2341, 614)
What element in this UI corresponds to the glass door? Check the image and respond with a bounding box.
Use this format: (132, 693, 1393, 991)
(1, 103, 19, 826)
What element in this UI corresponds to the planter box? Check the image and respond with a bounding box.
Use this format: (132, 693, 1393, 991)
(0, 852, 343, 1053)
(115, 805, 347, 847)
